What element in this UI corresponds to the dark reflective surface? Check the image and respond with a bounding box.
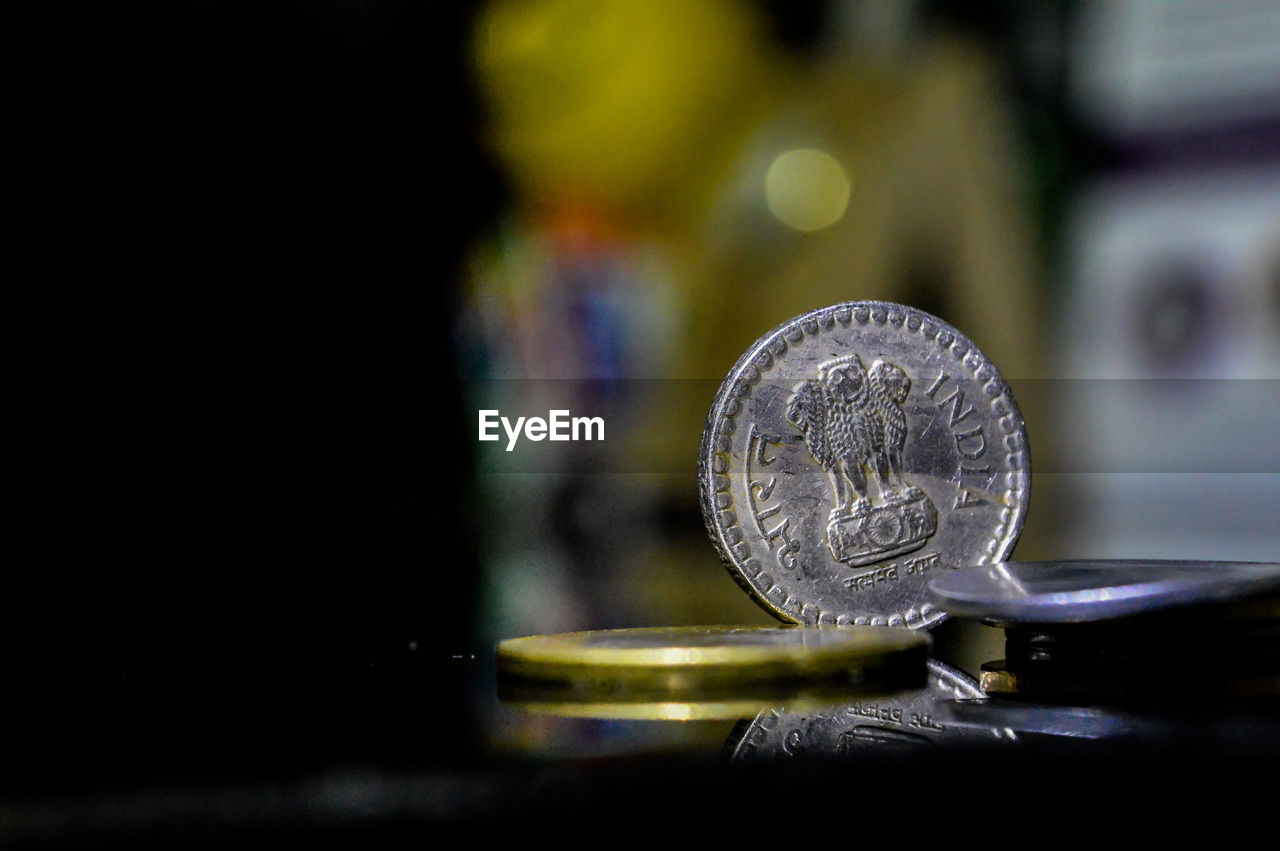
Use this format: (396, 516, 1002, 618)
(5, 619, 1278, 844)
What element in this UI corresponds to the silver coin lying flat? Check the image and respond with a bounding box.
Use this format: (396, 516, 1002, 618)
(927, 559, 1280, 625)
(699, 302, 1030, 628)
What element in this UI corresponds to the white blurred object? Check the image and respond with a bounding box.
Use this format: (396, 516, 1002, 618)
(1061, 168, 1280, 380)
(1071, 0, 1280, 135)
(1055, 167, 1280, 560)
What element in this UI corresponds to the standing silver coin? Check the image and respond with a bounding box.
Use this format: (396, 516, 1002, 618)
(698, 302, 1030, 628)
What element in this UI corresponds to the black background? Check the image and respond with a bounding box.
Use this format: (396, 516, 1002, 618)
(13, 1, 502, 798)
(24, 1, 496, 676)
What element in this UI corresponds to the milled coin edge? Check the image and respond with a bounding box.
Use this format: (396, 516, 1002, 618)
(697, 301, 1032, 629)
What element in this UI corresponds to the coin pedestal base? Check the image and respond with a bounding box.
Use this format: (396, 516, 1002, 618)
(827, 489, 938, 567)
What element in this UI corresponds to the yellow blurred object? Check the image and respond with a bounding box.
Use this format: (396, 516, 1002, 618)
(473, 0, 779, 217)
(680, 41, 1043, 381)
(765, 148, 852, 232)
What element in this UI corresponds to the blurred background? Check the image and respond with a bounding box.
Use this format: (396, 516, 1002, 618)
(459, 0, 1280, 651)
(17, 0, 1280, 770)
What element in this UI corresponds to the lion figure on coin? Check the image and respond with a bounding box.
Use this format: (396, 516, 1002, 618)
(787, 354, 924, 519)
(787, 354, 936, 565)
(786, 354, 878, 521)
(866, 358, 913, 494)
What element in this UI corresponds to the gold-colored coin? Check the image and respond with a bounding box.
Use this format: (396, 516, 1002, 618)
(499, 697, 775, 722)
(496, 625, 928, 695)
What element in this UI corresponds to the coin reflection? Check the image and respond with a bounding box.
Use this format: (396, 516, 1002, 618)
(497, 675, 920, 723)
(493, 674, 917, 758)
(946, 696, 1280, 758)
(725, 660, 1016, 760)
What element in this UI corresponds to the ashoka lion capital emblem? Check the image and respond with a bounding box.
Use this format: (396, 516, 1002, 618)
(786, 354, 937, 567)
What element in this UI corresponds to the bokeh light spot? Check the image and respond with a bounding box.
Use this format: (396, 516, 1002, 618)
(764, 148, 851, 232)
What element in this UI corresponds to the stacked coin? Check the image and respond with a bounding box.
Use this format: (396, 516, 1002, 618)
(928, 560, 1280, 698)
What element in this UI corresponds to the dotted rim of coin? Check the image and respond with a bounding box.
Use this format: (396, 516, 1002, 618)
(698, 301, 1031, 628)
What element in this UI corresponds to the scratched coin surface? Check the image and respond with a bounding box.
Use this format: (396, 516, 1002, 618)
(698, 301, 1030, 628)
